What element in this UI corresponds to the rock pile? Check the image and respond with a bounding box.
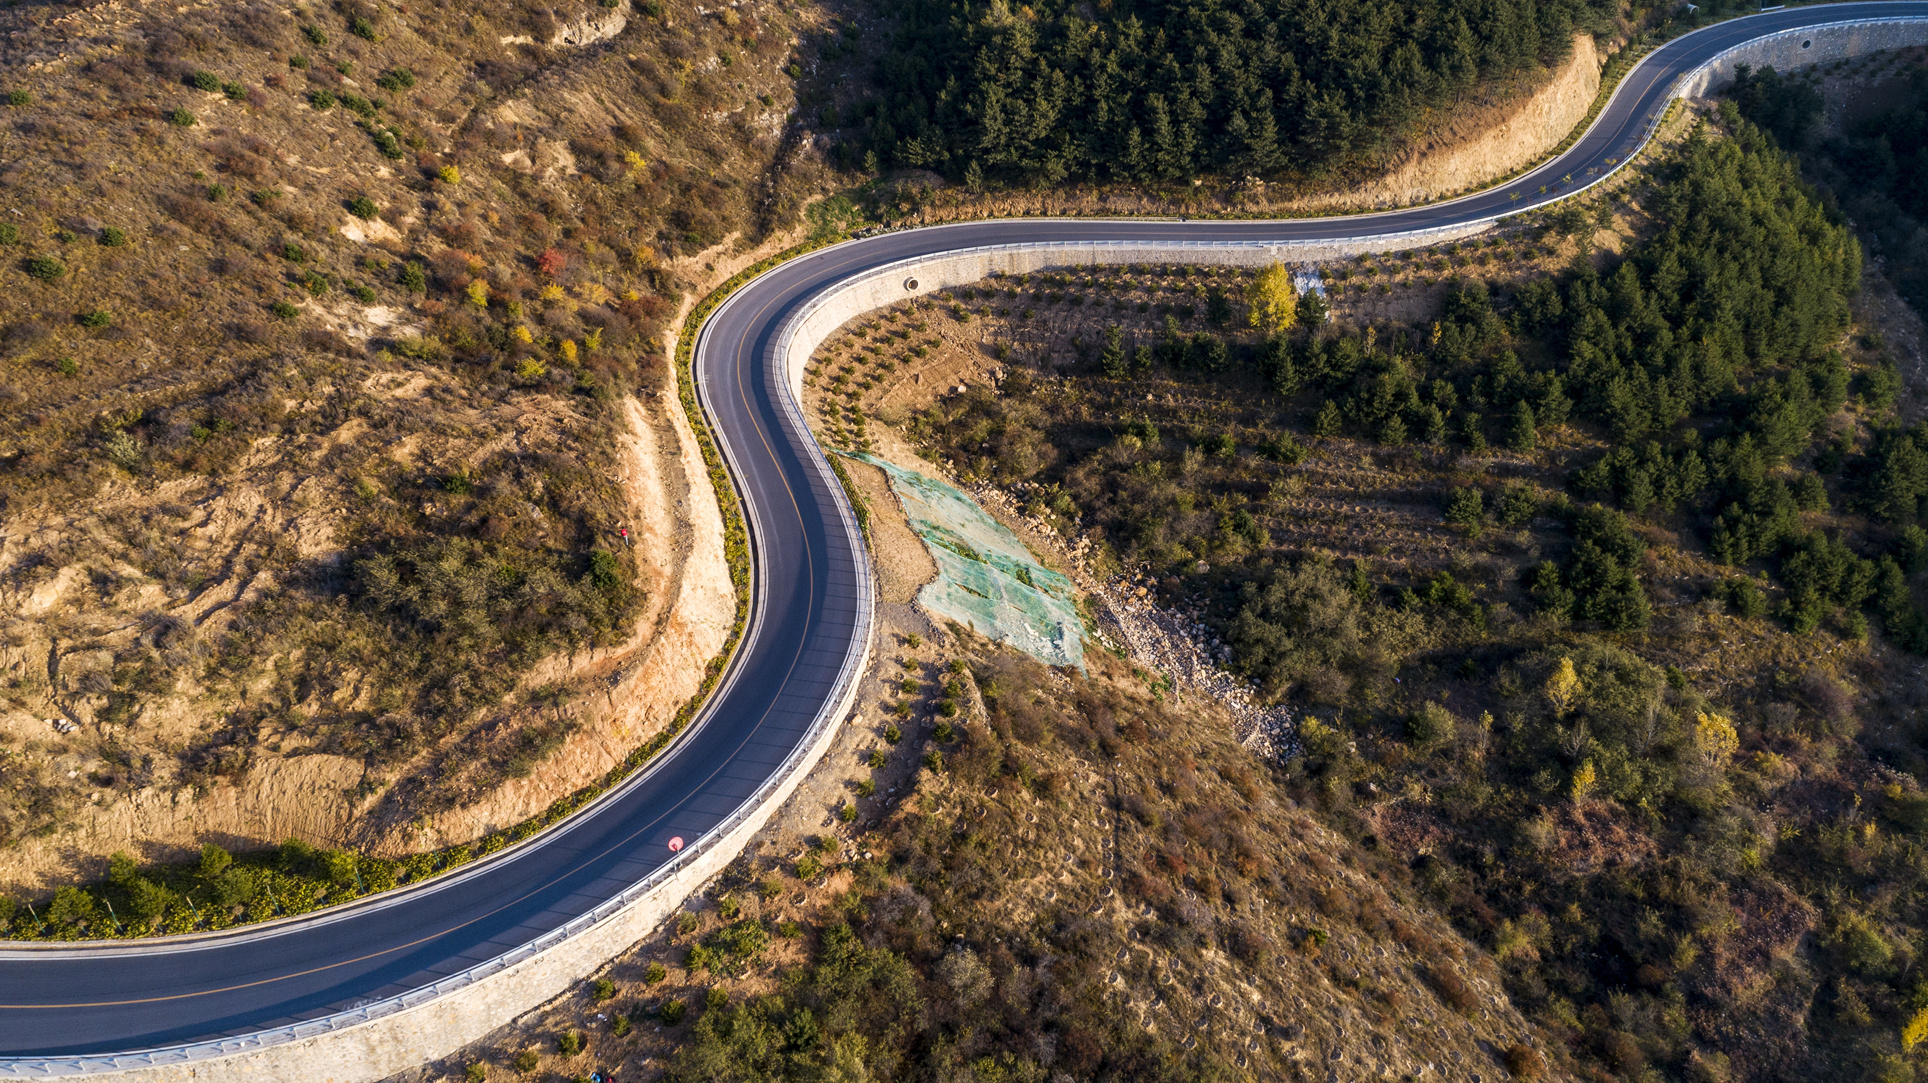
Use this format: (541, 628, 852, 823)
(963, 481, 1297, 761)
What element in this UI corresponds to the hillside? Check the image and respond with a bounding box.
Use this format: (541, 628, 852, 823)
(0, 0, 1678, 903)
(0, 0, 825, 887)
(786, 109, 1928, 1081)
(392, 626, 1579, 1083)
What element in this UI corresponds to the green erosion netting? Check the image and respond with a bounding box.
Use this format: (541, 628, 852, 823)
(847, 452, 1083, 670)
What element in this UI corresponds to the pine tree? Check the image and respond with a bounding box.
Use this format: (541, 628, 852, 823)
(1100, 325, 1127, 378)
(1507, 400, 1538, 451)
(1460, 411, 1487, 451)
(1313, 400, 1342, 438)
(1296, 289, 1329, 327)
(1422, 404, 1448, 444)
(1158, 314, 1189, 368)
(1243, 90, 1284, 174)
(1347, 558, 1372, 604)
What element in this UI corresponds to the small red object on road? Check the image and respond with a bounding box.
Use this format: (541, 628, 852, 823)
(667, 836, 683, 852)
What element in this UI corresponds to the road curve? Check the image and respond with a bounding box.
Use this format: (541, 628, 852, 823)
(0, 2, 1919, 1068)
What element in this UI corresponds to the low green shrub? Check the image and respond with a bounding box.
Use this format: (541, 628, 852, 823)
(5, 89, 29, 107)
(77, 309, 111, 328)
(269, 301, 299, 319)
(188, 70, 220, 92)
(24, 255, 63, 280)
(168, 108, 195, 127)
(98, 227, 126, 247)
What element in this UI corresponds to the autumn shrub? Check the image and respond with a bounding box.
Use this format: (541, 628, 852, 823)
(1503, 1044, 1545, 1078)
(1425, 962, 1479, 1013)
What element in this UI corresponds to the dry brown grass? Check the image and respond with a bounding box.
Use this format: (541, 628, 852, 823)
(0, 0, 837, 879)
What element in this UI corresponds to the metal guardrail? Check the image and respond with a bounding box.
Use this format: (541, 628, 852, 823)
(6, 9, 1922, 1078)
(1679, 15, 1928, 96)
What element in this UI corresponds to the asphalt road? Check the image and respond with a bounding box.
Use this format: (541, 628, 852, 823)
(0, 1, 1920, 1065)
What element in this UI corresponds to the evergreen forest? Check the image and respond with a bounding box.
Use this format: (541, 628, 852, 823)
(851, 0, 1623, 185)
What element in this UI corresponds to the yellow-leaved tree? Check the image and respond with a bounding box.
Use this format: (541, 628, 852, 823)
(1904, 1006, 1928, 1051)
(1246, 262, 1297, 334)
(1570, 760, 1598, 803)
(1694, 711, 1739, 769)
(1545, 657, 1582, 717)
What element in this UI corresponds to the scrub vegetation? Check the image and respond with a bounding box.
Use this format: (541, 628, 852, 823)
(402, 637, 1575, 1083)
(0, 0, 829, 884)
(822, 112, 1928, 1081)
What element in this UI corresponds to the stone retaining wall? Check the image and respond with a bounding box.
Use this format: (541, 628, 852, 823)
(1679, 15, 1928, 97)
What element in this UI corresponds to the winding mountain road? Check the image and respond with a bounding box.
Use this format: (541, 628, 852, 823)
(1, 3, 1919, 1073)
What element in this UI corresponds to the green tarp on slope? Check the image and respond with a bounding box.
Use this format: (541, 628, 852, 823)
(846, 452, 1083, 670)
